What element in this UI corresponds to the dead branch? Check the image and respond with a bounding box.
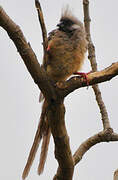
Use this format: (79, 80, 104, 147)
(73, 128, 118, 165)
(57, 62, 118, 97)
(48, 102, 74, 180)
(35, 0, 49, 67)
(35, 0, 48, 52)
(0, 6, 56, 102)
(83, 0, 110, 130)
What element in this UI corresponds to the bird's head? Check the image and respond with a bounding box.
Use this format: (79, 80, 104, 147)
(57, 8, 83, 33)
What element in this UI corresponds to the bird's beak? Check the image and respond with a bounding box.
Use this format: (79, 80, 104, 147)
(57, 22, 64, 28)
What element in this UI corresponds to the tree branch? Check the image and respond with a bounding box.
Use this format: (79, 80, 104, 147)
(83, 0, 110, 130)
(0, 6, 56, 102)
(47, 102, 74, 180)
(57, 62, 118, 97)
(35, 0, 48, 53)
(73, 129, 118, 165)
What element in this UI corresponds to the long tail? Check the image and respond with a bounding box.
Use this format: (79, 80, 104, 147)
(38, 124, 51, 175)
(22, 100, 48, 179)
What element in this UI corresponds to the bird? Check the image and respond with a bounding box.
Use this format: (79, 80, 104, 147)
(22, 8, 88, 179)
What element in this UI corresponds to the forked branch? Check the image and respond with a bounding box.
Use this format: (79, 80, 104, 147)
(0, 5, 56, 102)
(72, 0, 118, 169)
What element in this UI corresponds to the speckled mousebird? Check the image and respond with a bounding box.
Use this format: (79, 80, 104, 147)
(22, 8, 88, 179)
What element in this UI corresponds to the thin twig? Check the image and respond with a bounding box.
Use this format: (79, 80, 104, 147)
(35, 0, 48, 52)
(83, 0, 111, 130)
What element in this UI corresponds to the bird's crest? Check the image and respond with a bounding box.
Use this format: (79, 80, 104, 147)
(61, 6, 83, 27)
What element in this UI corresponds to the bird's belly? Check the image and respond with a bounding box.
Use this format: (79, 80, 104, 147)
(47, 49, 85, 81)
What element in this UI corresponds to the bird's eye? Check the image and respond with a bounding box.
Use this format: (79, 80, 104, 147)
(64, 19, 74, 26)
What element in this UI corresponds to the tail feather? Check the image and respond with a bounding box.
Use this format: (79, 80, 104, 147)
(38, 126, 51, 175)
(22, 127, 42, 179)
(22, 101, 47, 180)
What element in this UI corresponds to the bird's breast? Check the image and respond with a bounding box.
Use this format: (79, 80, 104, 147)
(46, 34, 86, 81)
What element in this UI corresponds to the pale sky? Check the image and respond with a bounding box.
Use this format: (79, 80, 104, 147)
(0, 0, 118, 180)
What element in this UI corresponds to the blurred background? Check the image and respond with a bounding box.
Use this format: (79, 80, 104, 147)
(0, 0, 118, 179)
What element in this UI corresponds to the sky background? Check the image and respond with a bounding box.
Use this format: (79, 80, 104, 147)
(0, 0, 118, 180)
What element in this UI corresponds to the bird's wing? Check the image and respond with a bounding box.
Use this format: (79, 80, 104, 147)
(42, 29, 58, 70)
(39, 29, 58, 102)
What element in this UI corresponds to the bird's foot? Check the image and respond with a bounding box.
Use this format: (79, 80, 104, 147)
(73, 72, 90, 86)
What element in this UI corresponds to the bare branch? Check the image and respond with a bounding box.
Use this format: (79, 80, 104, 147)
(83, 0, 110, 130)
(73, 129, 118, 165)
(57, 62, 118, 97)
(48, 103, 74, 180)
(35, 0, 49, 69)
(0, 6, 56, 102)
(35, 0, 48, 52)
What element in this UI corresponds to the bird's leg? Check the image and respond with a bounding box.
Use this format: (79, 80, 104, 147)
(73, 72, 90, 86)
